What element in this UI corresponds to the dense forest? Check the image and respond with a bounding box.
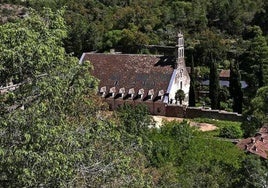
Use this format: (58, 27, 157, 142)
(1, 0, 268, 111)
(0, 0, 268, 187)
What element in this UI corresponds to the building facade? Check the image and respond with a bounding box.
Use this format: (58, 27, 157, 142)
(79, 33, 190, 112)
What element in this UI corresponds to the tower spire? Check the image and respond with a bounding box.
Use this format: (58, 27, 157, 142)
(176, 32, 184, 68)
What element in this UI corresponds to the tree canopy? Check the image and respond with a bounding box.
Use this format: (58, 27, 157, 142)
(1, 1, 268, 187)
(0, 8, 152, 187)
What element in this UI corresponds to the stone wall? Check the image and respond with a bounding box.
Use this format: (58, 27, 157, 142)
(165, 105, 185, 117)
(185, 107, 242, 121)
(103, 98, 242, 122)
(165, 105, 242, 121)
(103, 98, 166, 116)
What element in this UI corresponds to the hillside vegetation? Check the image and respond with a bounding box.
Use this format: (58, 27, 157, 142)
(0, 1, 268, 187)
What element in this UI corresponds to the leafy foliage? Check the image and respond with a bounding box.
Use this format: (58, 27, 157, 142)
(0, 8, 152, 187)
(229, 60, 243, 113)
(179, 138, 245, 188)
(240, 26, 268, 97)
(148, 120, 245, 187)
(189, 58, 196, 107)
(241, 86, 268, 136)
(209, 60, 220, 109)
(235, 155, 268, 187)
(219, 125, 243, 138)
(175, 89, 185, 105)
(1, 1, 268, 187)
(250, 86, 268, 123)
(116, 103, 154, 136)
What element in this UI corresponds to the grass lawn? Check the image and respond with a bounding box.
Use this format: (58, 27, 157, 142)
(192, 118, 242, 138)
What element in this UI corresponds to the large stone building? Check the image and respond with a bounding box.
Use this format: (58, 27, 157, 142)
(80, 33, 190, 113)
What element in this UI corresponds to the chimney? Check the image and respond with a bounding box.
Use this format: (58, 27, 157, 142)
(158, 90, 164, 100)
(119, 87, 125, 98)
(253, 145, 258, 152)
(148, 89, 154, 100)
(100, 86, 107, 97)
(138, 88, 145, 99)
(109, 87, 116, 98)
(128, 88, 135, 99)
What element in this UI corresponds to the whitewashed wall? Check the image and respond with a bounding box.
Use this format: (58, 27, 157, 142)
(167, 68, 190, 105)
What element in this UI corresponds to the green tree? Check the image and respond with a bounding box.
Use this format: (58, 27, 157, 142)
(250, 86, 268, 124)
(0, 8, 151, 187)
(219, 125, 243, 138)
(195, 29, 226, 67)
(116, 103, 154, 136)
(148, 120, 196, 186)
(64, 11, 90, 56)
(175, 89, 185, 105)
(218, 86, 230, 110)
(241, 86, 268, 137)
(195, 30, 226, 110)
(103, 29, 123, 49)
(252, 0, 268, 35)
(229, 60, 243, 113)
(206, 0, 262, 35)
(240, 26, 268, 97)
(116, 103, 154, 159)
(236, 155, 268, 187)
(179, 138, 245, 187)
(189, 54, 196, 107)
(209, 60, 220, 109)
(241, 114, 262, 137)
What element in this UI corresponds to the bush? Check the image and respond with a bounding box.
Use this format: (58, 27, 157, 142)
(220, 102, 228, 110)
(219, 125, 243, 138)
(241, 115, 262, 137)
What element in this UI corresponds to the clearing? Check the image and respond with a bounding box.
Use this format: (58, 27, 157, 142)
(152, 116, 217, 132)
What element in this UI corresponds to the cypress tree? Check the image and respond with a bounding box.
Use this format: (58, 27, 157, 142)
(189, 55, 196, 107)
(229, 61, 243, 113)
(209, 59, 220, 109)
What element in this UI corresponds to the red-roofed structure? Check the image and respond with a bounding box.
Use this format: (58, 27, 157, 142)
(82, 53, 175, 99)
(237, 125, 268, 159)
(80, 33, 190, 114)
(219, 69, 230, 80)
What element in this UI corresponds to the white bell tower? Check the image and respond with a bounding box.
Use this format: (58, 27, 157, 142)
(176, 32, 185, 68)
(166, 31, 190, 105)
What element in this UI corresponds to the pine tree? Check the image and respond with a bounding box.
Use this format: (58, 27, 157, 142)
(240, 26, 268, 97)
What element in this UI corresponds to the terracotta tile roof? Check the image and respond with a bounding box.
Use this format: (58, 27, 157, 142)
(81, 53, 176, 100)
(237, 126, 268, 159)
(219, 69, 230, 78)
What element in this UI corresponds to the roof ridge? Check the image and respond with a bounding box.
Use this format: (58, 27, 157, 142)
(87, 52, 169, 57)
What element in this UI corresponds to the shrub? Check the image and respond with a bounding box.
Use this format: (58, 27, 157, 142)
(219, 125, 243, 138)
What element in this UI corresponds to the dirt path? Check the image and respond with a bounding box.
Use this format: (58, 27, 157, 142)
(152, 116, 217, 132)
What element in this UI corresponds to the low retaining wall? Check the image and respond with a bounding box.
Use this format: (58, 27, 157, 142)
(166, 105, 242, 121)
(185, 107, 242, 121)
(103, 98, 242, 121)
(104, 98, 166, 116)
(165, 105, 185, 117)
